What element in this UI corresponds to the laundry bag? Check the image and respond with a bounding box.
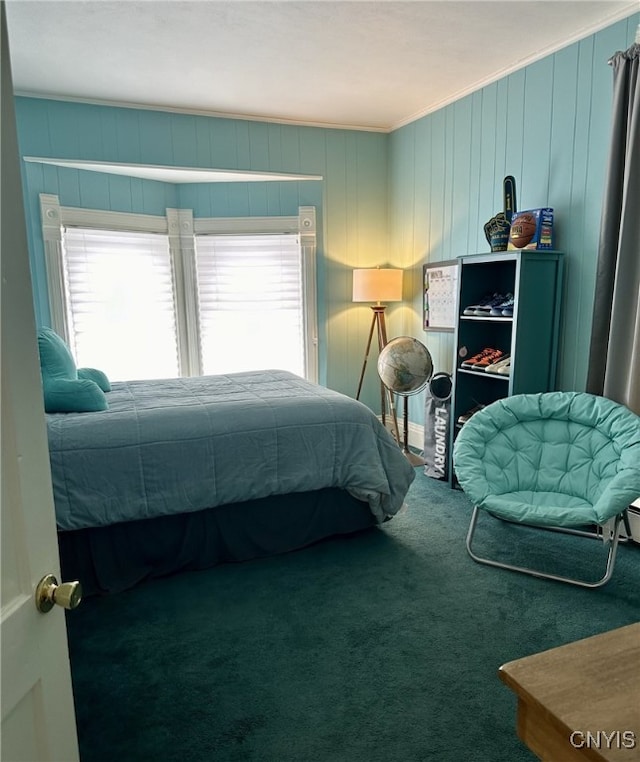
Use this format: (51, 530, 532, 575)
(423, 372, 452, 480)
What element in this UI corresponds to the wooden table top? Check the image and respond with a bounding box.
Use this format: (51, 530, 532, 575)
(499, 622, 640, 761)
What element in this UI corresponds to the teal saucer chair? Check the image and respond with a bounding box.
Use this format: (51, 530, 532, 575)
(453, 392, 640, 587)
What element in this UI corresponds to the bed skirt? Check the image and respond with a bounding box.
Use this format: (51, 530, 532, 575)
(58, 488, 376, 596)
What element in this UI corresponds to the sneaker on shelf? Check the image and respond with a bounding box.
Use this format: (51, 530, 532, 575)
(472, 349, 506, 369)
(485, 354, 511, 373)
(501, 296, 515, 317)
(460, 347, 496, 368)
(463, 293, 499, 316)
(495, 358, 512, 375)
(473, 293, 507, 316)
(490, 293, 514, 316)
(457, 404, 485, 426)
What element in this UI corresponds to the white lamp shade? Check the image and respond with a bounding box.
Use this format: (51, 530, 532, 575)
(352, 268, 403, 303)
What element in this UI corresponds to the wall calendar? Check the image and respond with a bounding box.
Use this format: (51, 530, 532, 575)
(423, 260, 458, 332)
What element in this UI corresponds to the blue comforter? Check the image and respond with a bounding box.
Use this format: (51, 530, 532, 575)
(47, 370, 415, 531)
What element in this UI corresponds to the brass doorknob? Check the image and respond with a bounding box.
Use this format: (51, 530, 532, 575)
(35, 574, 82, 613)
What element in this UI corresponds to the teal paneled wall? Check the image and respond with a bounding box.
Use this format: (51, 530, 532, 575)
(15, 99, 390, 397)
(389, 14, 638, 428)
(175, 180, 321, 219)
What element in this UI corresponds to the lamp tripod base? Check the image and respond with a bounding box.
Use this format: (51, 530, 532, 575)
(356, 307, 426, 466)
(356, 306, 398, 435)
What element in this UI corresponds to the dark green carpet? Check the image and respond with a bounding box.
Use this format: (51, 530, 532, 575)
(66, 471, 640, 762)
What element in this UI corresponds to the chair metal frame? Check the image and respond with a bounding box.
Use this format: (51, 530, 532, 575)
(465, 507, 631, 588)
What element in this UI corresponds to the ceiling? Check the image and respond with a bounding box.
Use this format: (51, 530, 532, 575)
(5, 1, 638, 132)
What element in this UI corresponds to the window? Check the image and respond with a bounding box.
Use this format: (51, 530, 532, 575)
(62, 227, 180, 380)
(40, 195, 317, 383)
(195, 234, 305, 376)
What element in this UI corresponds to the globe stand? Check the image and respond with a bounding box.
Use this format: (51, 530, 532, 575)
(377, 336, 433, 467)
(399, 393, 426, 466)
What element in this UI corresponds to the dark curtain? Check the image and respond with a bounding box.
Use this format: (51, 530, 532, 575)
(586, 37, 640, 414)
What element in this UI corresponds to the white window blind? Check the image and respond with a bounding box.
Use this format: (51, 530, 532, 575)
(195, 234, 305, 377)
(62, 227, 180, 381)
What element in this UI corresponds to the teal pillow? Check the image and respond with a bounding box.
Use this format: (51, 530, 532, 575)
(78, 367, 112, 392)
(43, 377, 109, 413)
(37, 327, 76, 380)
(37, 328, 109, 413)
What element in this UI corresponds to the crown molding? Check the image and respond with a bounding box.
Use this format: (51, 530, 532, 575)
(13, 91, 388, 134)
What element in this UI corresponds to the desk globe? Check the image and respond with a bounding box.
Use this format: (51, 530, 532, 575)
(377, 336, 433, 464)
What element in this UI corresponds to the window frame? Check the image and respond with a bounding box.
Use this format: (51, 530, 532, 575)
(39, 194, 318, 383)
(192, 207, 317, 382)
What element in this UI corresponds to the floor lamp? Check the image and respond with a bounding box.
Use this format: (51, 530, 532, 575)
(353, 267, 403, 428)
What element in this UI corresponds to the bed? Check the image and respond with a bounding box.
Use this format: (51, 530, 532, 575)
(49, 369, 416, 594)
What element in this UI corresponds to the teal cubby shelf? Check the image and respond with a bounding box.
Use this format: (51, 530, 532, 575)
(449, 250, 564, 485)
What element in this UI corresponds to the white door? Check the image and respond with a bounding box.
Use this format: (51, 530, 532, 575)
(0, 5, 80, 760)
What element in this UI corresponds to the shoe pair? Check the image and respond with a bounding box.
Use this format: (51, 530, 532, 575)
(463, 293, 502, 316)
(461, 348, 505, 369)
(457, 403, 485, 426)
(485, 354, 511, 374)
(463, 292, 514, 317)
